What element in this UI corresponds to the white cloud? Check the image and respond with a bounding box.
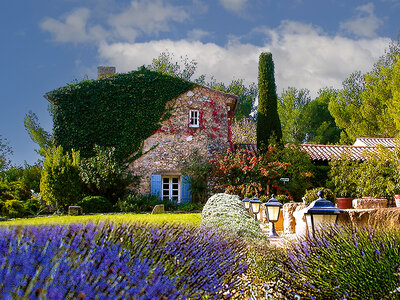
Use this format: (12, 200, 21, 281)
(108, 0, 188, 42)
(187, 29, 211, 41)
(339, 3, 383, 38)
(219, 0, 247, 14)
(98, 20, 390, 97)
(40, 8, 94, 43)
(41, 1, 188, 44)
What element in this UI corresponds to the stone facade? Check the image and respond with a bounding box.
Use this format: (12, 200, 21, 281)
(129, 86, 237, 201)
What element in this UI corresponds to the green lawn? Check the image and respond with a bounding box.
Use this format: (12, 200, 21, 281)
(0, 213, 202, 226)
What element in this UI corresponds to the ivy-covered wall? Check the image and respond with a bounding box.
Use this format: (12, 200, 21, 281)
(46, 68, 195, 162)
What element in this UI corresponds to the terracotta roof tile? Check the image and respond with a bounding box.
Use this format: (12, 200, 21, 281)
(353, 137, 396, 147)
(299, 144, 394, 161)
(233, 142, 395, 161)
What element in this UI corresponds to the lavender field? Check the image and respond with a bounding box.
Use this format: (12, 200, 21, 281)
(0, 222, 248, 299)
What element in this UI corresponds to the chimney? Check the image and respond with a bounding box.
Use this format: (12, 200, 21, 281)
(97, 66, 116, 79)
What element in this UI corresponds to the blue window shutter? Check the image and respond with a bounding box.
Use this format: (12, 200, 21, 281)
(151, 174, 161, 199)
(181, 175, 192, 203)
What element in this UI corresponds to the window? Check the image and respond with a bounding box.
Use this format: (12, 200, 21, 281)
(189, 110, 200, 128)
(162, 176, 181, 202)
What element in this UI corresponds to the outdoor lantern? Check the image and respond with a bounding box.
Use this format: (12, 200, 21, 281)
(304, 190, 343, 236)
(242, 197, 251, 210)
(250, 197, 262, 221)
(264, 194, 283, 237)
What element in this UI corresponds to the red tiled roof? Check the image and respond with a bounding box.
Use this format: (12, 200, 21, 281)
(233, 142, 395, 161)
(354, 137, 396, 147)
(299, 144, 394, 161)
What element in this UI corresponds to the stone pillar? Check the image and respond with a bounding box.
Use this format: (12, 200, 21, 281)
(283, 202, 306, 234)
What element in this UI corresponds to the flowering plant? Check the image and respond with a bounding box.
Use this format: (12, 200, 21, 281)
(210, 147, 290, 198)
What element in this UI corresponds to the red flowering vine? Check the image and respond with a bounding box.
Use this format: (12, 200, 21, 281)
(209, 147, 290, 198)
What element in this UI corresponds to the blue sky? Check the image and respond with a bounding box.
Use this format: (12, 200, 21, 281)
(1, 0, 399, 166)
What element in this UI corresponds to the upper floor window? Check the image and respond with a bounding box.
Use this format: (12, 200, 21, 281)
(189, 110, 200, 128)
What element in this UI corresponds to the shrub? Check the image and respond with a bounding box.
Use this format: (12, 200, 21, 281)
(272, 143, 315, 201)
(303, 187, 336, 206)
(275, 194, 290, 204)
(329, 153, 359, 198)
(116, 194, 177, 213)
(180, 148, 211, 204)
(24, 198, 45, 216)
(274, 226, 400, 299)
(176, 202, 204, 212)
(4, 199, 25, 218)
(77, 196, 113, 214)
(79, 145, 137, 204)
(0, 222, 248, 298)
(201, 193, 266, 242)
(40, 146, 82, 212)
(210, 148, 289, 198)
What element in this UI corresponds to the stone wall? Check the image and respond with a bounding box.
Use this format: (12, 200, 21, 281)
(129, 86, 237, 194)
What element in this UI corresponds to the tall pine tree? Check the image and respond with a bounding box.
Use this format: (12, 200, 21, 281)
(257, 52, 282, 151)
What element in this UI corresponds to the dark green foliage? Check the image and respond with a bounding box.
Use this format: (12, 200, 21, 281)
(24, 110, 53, 157)
(275, 226, 400, 299)
(303, 187, 336, 205)
(0, 134, 13, 171)
(271, 144, 315, 202)
(275, 194, 290, 204)
(79, 145, 136, 204)
(301, 88, 341, 144)
(0, 180, 31, 202)
(40, 146, 82, 212)
(47, 67, 195, 162)
(176, 202, 204, 212)
(78, 196, 113, 214)
(328, 154, 359, 198)
(4, 199, 25, 218)
(257, 52, 282, 150)
(24, 198, 45, 216)
(116, 194, 177, 213)
(180, 149, 211, 204)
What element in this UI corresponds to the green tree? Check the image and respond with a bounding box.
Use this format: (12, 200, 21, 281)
(147, 51, 198, 81)
(212, 79, 257, 120)
(391, 57, 400, 129)
(40, 146, 82, 212)
(278, 87, 311, 143)
(257, 52, 282, 150)
(329, 39, 400, 143)
(24, 111, 53, 157)
(328, 71, 365, 144)
(301, 88, 341, 144)
(0, 135, 12, 171)
(79, 145, 135, 204)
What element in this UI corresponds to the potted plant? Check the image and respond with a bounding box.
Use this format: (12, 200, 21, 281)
(329, 155, 358, 209)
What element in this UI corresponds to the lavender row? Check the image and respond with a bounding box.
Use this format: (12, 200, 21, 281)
(0, 222, 248, 299)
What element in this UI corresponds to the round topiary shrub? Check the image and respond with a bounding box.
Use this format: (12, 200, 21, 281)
(78, 196, 113, 214)
(303, 187, 336, 206)
(201, 193, 266, 242)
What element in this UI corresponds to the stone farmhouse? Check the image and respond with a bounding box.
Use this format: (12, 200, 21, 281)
(68, 66, 238, 204)
(129, 84, 237, 203)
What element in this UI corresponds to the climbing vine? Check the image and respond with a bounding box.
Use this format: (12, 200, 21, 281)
(46, 67, 195, 162)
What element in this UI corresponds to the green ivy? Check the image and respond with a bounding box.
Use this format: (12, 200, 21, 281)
(46, 67, 195, 162)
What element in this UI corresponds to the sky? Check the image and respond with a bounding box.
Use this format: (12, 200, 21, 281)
(1, 0, 399, 166)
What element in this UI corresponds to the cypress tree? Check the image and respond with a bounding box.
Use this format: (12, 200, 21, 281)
(256, 52, 282, 151)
